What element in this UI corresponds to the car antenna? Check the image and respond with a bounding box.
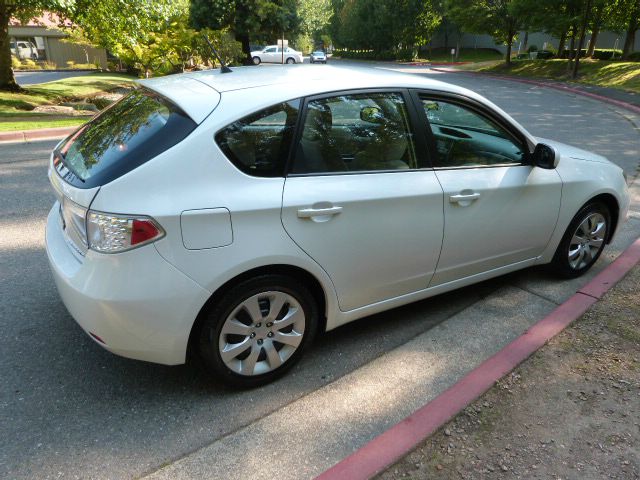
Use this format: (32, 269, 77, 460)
(202, 34, 232, 74)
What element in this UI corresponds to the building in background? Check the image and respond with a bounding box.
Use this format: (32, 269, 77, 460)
(9, 14, 107, 68)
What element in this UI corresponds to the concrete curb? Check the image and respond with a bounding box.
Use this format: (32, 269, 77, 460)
(0, 126, 76, 144)
(429, 67, 640, 115)
(316, 237, 640, 480)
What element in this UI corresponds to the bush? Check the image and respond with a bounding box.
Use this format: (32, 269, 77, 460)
(333, 48, 414, 61)
(41, 61, 57, 70)
(536, 50, 555, 59)
(561, 48, 622, 60)
(21, 58, 39, 69)
(11, 56, 21, 69)
(627, 51, 640, 61)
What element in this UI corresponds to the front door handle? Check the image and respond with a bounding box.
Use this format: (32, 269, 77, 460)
(449, 192, 481, 205)
(297, 206, 343, 218)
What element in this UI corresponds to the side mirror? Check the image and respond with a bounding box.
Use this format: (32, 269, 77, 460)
(532, 143, 558, 169)
(360, 106, 384, 124)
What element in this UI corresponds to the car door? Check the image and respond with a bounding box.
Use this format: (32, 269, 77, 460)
(413, 93, 562, 286)
(263, 47, 277, 62)
(281, 90, 444, 312)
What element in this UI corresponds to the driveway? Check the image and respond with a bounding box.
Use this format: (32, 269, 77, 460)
(1, 64, 639, 480)
(14, 70, 93, 86)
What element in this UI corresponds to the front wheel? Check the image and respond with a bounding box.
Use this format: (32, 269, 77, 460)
(286, 57, 295, 64)
(252, 56, 261, 65)
(550, 202, 610, 278)
(198, 275, 318, 388)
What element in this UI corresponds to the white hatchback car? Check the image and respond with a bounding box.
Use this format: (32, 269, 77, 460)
(46, 65, 630, 387)
(250, 45, 303, 64)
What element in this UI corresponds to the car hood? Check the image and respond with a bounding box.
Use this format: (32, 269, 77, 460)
(536, 137, 611, 165)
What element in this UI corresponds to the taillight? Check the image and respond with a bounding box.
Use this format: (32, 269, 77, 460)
(86, 211, 164, 253)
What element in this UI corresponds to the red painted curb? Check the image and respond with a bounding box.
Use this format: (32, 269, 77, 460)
(429, 67, 640, 116)
(316, 237, 640, 480)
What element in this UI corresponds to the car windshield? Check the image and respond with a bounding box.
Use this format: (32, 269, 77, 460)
(313, 51, 324, 55)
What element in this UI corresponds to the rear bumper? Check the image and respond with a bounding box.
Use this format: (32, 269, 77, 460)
(45, 203, 211, 365)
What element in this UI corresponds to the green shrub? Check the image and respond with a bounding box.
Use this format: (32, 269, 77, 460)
(11, 56, 21, 69)
(627, 51, 640, 61)
(21, 58, 39, 69)
(41, 61, 57, 70)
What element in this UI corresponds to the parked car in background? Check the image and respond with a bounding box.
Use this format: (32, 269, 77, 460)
(250, 45, 303, 64)
(310, 51, 327, 63)
(46, 65, 630, 388)
(10, 40, 39, 60)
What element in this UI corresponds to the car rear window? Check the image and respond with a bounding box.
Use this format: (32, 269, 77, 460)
(55, 88, 196, 188)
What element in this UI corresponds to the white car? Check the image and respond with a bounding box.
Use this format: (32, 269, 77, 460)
(310, 51, 327, 63)
(10, 40, 39, 60)
(46, 65, 630, 387)
(250, 45, 303, 64)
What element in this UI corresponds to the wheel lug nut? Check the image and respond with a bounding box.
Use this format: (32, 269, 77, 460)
(257, 339, 263, 345)
(256, 323, 262, 328)
(266, 322, 273, 327)
(267, 332, 274, 338)
(250, 332, 256, 338)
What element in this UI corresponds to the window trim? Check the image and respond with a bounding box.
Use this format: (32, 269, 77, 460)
(409, 90, 534, 171)
(285, 88, 431, 177)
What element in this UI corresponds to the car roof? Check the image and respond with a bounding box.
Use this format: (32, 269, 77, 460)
(182, 64, 466, 95)
(139, 65, 535, 146)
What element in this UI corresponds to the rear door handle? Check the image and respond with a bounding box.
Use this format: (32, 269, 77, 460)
(449, 192, 481, 204)
(297, 206, 343, 218)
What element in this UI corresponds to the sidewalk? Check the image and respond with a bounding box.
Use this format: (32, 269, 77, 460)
(378, 262, 640, 479)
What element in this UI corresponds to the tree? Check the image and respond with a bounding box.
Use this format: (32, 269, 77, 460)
(190, 0, 300, 64)
(1, 0, 74, 91)
(446, 0, 524, 65)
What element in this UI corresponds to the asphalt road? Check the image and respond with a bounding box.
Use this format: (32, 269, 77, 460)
(14, 70, 92, 86)
(1, 68, 639, 480)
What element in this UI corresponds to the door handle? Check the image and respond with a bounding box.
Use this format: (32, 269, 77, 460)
(449, 192, 481, 205)
(297, 206, 343, 218)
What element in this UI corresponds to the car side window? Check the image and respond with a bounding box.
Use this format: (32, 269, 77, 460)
(215, 100, 300, 177)
(291, 92, 418, 174)
(420, 97, 525, 168)
(265, 47, 276, 53)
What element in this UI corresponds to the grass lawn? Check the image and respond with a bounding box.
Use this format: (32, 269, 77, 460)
(0, 72, 135, 131)
(477, 59, 640, 93)
(0, 117, 87, 132)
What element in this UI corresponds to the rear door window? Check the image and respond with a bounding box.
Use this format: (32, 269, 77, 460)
(55, 89, 196, 188)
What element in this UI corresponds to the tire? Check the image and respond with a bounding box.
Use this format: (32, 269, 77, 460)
(252, 56, 261, 65)
(550, 201, 610, 278)
(198, 275, 318, 388)
(286, 57, 295, 64)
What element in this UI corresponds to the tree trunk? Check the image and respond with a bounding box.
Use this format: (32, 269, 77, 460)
(622, 16, 639, 59)
(567, 27, 576, 72)
(558, 29, 567, 57)
(0, 5, 20, 92)
(505, 32, 514, 66)
(523, 31, 529, 51)
(587, 24, 600, 57)
(236, 32, 252, 65)
(572, 0, 591, 79)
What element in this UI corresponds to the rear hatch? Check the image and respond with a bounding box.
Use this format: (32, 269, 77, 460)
(49, 77, 219, 257)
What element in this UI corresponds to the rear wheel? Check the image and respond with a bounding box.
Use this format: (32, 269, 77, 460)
(550, 202, 610, 278)
(252, 56, 261, 65)
(198, 275, 318, 388)
(286, 57, 295, 64)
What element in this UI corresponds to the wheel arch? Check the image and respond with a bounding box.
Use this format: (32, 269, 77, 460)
(187, 264, 328, 360)
(588, 193, 619, 243)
